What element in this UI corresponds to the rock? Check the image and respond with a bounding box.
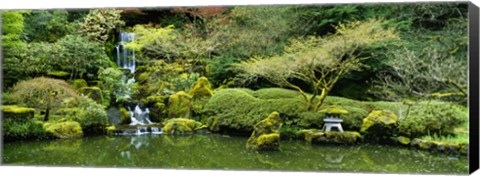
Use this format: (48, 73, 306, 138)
(303, 129, 361, 144)
(106, 125, 116, 135)
(143, 95, 166, 122)
(1, 105, 35, 121)
(188, 76, 213, 99)
(246, 112, 283, 150)
(162, 118, 207, 134)
(43, 121, 83, 139)
(360, 110, 398, 143)
(395, 136, 411, 145)
(119, 107, 131, 125)
(168, 91, 192, 118)
(79, 87, 103, 104)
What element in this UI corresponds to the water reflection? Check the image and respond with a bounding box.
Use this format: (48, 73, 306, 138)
(2, 134, 469, 174)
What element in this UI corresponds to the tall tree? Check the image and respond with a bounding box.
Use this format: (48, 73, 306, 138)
(236, 20, 398, 111)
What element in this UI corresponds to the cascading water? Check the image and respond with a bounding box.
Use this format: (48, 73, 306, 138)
(116, 32, 154, 127)
(117, 32, 136, 74)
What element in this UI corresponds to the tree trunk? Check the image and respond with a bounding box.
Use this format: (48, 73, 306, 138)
(314, 88, 328, 112)
(44, 108, 50, 121)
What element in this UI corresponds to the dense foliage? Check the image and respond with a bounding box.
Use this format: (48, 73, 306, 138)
(1, 3, 469, 148)
(10, 77, 79, 121)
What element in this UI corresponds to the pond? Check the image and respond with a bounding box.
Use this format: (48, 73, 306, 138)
(2, 134, 468, 174)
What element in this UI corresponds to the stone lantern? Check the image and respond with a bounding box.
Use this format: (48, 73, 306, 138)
(319, 106, 349, 132)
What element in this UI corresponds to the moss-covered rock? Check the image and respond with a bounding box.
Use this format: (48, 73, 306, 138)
(1, 105, 35, 121)
(188, 77, 213, 99)
(246, 112, 283, 150)
(43, 121, 83, 139)
(106, 125, 116, 135)
(79, 87, 103, 104)
(303, 129, 362, 144)
(394, 136, 411, 145)
(119, 107, 131, 125)
(168, 91, 192, 118)
(72, 79, 88, 90)
(47, 70, 70, 79)
(162, 118, 207, 134)
(142, 95, 166, 122)
(360, 110, 398, 143)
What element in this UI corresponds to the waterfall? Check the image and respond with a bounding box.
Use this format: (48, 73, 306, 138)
(128, 105, 154, 126)
(116, 32, 136, 74)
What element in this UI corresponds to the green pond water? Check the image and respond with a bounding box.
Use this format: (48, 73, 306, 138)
(2, 134, 468, 174)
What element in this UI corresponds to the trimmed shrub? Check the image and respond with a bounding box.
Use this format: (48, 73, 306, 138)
(188, 77, 213, 99)
(43, 121, 83, 139)
(397, 101, 468, 137)
(252, 88, 302, 99)
(75, 97, 108, 135)
(2, 105, 35, 121)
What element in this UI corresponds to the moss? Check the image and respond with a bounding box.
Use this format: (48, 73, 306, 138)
(119, 107, 131, 125)
(106, 125, 116, 135)
(303, 129, 361, 144)
(395, 136, 411, 145)
(72, 79, 88, 90)
(162, 118, 207, 134)
(246, 112, 283, 150)
(79, 87, 103, 104)
(360, 110, 398, 143)
(168, 91, 193, 118)
(136, 72, 150, 83)
(318, 106, 349, 115)
(1, 105, 35, 121)
(188, 76, 213, 99)
(204, 88, 306, 134)
(252, 88, 302, 99)
(43, 121, 83, 139)
(47, 70, 70, 79)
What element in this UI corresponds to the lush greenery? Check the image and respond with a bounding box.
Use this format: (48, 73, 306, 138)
(1, 3, 469, 159)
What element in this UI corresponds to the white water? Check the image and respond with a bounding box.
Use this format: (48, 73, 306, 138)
(129, 105, 154, 126)
(117, 32, 136, 74)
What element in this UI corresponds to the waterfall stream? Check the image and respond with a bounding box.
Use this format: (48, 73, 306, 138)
(116, 32, 154, 127)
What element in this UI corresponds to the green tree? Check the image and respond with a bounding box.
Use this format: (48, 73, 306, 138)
(24, 10, 72, 42)
(98, 67, 135, 103)
(56, 35, 110, 79)
(11, 77, 80, 121)
(236, 20, 398, 111)
(2, 11, 29, 88)
(78, 9, 125, 42)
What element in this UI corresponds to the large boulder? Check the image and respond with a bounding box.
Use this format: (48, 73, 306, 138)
(162, 118, 207, 134)
(246, 111, 283, 150)
(43, 121, 83, 139)
(1, 105, 35, 121)
(168, 91, 192, 118)
(360, 110, 398, 143)
(188, 76, 213, 99)
(303, 129, 361, 144)
(119, 107, 131, 125)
